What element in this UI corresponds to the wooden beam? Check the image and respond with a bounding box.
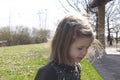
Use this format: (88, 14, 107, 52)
(89, 0, 112, 8)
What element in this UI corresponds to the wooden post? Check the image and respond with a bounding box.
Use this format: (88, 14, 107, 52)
(89, 0, 112, 48)
(98, 5, 105, 48)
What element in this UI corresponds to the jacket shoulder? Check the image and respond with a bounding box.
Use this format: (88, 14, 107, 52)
(34, 62, 57, 80)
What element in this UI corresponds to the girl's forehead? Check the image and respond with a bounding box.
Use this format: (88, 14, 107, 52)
(73, 37, 93, 46)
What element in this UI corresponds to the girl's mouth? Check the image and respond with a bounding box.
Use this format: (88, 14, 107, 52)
(76, 57, 83, 61)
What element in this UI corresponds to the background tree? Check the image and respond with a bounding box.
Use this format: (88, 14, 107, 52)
(89, 0, 113, 48)
(105, 0, 120, 46)
(31, 28, 50, 43)
(0, 26, 51, 46)
(110, 23, 120, 47)
(0, 27, 11, 46)
(58, 0, 97, 33)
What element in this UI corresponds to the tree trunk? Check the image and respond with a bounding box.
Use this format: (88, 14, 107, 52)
(96, 12, 98, 39)
(98, 5, 105, 48)
(107, 17, 111, 44)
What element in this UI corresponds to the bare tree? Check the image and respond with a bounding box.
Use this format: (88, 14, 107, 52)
(89, 0, 113, 48)
(105, 1, 115, 45)
(31, 28, 50, 43)
(0, 27, 11, 46)
(58, 0, 82, 13)
(105, 0, 120, 46)
(110, 23, 120, 47)
(58, 0, 119, 48)
(58, 0, 97, 33)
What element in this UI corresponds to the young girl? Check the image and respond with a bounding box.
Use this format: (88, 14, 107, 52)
(35, 15, 94, 80)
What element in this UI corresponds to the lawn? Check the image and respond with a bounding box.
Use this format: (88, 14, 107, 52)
(0, 42, 103, 80)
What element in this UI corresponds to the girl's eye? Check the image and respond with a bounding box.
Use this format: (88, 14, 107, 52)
(78, 47, 83, 50)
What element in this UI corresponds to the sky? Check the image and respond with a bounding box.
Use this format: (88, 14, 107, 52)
(0, 0, 118, 37)
(0, 0, 66, 31)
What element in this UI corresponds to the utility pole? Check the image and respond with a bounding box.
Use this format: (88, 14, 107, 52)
(38, 9, 47, 30)
(44, 9, 47, 30)
(8, 9, 11, 46)
(37, 10, 43, 29)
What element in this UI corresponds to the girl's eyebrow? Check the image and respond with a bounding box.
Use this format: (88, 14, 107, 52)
(77, 46, 84, 48)
(78, 45, 90, 48)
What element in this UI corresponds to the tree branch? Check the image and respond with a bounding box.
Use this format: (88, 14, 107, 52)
(66, 0, 78, 12)
(58, 0, 70, 12)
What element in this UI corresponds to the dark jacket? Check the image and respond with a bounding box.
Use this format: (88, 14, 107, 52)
(34, 61, 81, 80)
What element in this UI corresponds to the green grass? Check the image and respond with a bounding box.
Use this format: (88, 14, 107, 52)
(0, 43, 103, 80)
(80, 59, 103, 80)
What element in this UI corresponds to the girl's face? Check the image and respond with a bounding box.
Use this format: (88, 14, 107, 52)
(69, 37, 92, 63)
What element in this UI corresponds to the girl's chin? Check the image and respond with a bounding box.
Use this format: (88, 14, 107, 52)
(75, 58, 83, 62)
(75, 60, 81, 63)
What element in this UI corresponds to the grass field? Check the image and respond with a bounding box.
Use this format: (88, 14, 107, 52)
(0, 42, 103, 80)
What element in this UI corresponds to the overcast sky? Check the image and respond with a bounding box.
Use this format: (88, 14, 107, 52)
(0, 0, 66, 31)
